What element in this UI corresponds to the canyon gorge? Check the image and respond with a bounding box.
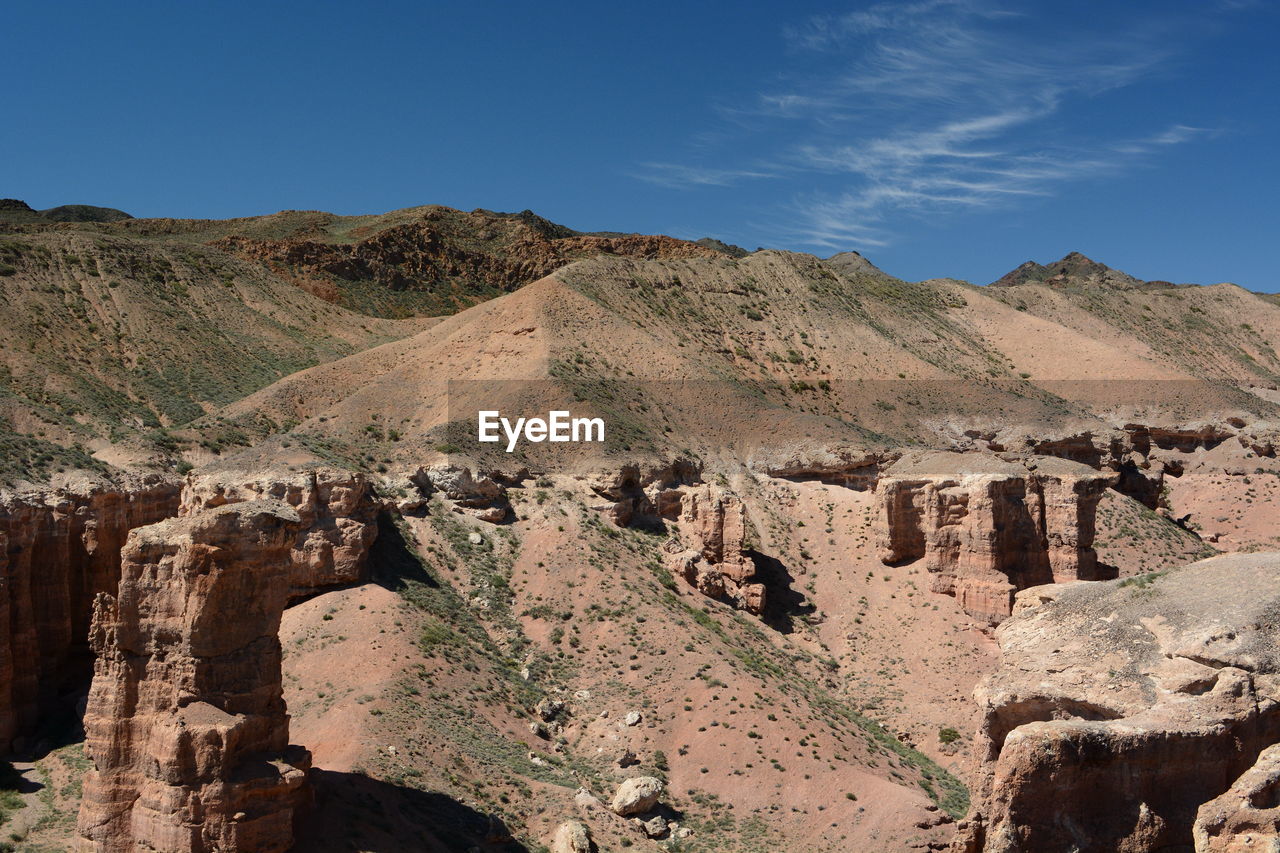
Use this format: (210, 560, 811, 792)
(0, 201, 1276, 851)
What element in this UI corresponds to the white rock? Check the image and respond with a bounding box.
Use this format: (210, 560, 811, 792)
(551, 820, 592, 853)
(574, 787, 602, 809)
(610, 776, 663, 816)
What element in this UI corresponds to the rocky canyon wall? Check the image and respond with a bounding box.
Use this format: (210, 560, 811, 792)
(953, 553, 1280, 853)
(77, 501, 311, 853)
(875, 452, 1114, 624)
(0, 467, 378, 753)
(0, 474, 181, 750)
(588, 463, 767, 613)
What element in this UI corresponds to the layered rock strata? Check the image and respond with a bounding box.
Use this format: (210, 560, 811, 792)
(940, 420, 1272, 509)
(588, 463, 766, 613)
(953, 553, 1280, 852)
(0, 474, 180, 749)
(875, 452, 1114, 624)
(77, 501, 311, 853)
(662, 484, 764, 613)
(0, 467, 377, 753)
(180, 468, 378, 600)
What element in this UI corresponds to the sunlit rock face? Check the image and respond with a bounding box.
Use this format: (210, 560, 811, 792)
(77, 501, 311, 853)
(875, 451, 1114, 624)
(953, 553, 1280, 853)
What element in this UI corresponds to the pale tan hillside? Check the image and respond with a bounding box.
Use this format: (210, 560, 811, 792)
(985, 254, 1280, 385)
(202, 250, 1279, 477)
(940, 281, 1190, 381)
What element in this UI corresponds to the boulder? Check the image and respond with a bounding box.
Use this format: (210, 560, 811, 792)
(610, 776, 663, 817)
(551, 820, 593, 853)
(641, 815, 669, 838)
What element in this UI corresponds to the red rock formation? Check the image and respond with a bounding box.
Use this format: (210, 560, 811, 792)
(953, 553, 1280, 853)
(180, 468, 378, 600)
(0, 474, 180, 750)
(589, 459, 701, 526)
(663, 484, 765, 614)
(408, 465, 518, 523)
(875, 452, 1114, 624)
(937, 422, 1263, 510)
(77, 501, 311, 853)
(589, 463, 769, 612)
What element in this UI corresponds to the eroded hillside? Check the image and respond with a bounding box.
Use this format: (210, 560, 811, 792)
(0, 209, 1277, 852)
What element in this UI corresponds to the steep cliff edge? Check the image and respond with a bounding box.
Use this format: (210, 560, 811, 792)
(1194, 743, 1280, 852)
(875, 452, 1115, 624)
(180, 468, 379, 600)
(953, 552, 1280, 852)
(0, 474, 180, 750)
(77, 501, 311, 853)
(0, 467, 376, 754)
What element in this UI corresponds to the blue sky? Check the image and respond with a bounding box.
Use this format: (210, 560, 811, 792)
(4, 1, 1277, 289)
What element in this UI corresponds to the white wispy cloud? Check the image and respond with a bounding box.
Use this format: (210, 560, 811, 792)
(1111, 124, 1218, 154)
(632, 162, 780, 190)
(636, 0, 1219, 250)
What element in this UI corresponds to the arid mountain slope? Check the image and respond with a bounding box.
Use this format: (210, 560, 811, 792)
(206, 250, 1279, 477)
(986, 252, 1280, 387)
(211, 207, 729, 318)
(0, 199, 133, 225)
(4, 202, 735, 319)
(0, 227, 427, 481)
(0, 202, 740, 482)
(1, 203, 1278, 853)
